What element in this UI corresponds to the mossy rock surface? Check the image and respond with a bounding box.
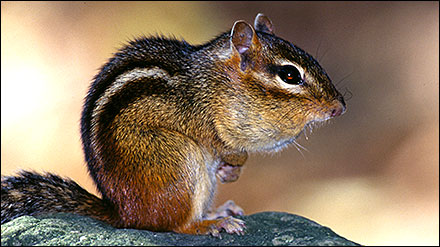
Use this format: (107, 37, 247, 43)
(1, 211, 360, 246)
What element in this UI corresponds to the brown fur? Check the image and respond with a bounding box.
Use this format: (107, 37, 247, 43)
(1, 13, 345, 236)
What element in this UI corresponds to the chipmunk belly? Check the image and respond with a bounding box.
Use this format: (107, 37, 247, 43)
(101, 113, 217, 230)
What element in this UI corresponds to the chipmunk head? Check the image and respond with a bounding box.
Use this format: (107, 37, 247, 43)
(214, 13, 346, 152)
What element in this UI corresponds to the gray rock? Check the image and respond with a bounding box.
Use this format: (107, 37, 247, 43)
(1, 212, 360, 246)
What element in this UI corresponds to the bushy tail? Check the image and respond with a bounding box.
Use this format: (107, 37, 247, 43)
(1, 171, 117, 225)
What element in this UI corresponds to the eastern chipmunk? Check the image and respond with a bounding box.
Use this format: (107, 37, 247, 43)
(1, 13, 345, 237)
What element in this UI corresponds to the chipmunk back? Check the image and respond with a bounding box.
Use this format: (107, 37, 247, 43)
(1, 13, 345, 236)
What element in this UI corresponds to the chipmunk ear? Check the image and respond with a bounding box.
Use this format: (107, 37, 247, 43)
(254, 13, 274, 35)
(230, 20, 255, 55)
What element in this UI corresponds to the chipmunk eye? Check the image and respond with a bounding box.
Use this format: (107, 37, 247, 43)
(277, 65, 303, 85)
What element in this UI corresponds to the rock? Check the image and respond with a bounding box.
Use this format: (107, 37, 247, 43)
(1, 212, 360, 246)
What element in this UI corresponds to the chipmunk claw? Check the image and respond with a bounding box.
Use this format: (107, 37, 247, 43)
(208, 216, 246, 238)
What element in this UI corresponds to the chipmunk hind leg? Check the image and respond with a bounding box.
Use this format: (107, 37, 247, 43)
(131, 128, 246, 236)
(105, 126, 220, 232)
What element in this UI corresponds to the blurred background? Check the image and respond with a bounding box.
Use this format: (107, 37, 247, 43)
(1, 1, 438, 245)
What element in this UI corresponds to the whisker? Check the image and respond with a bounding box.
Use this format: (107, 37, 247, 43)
(305, 124, 314, 139)
(272, 110, 291, 129)
(294, 140, 308, 152)
(315, 40, 323, 61)
(342, 88, 353, 101)
(292, 140, 308, 158)
(319, 47, 330, 63)
(335, 70, 354, 88)
(303, 128, 309, 140)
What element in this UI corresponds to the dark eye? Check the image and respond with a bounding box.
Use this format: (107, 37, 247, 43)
(277, 65, 303, 85)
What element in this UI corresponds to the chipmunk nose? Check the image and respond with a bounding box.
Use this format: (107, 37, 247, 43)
(330, 98, 346, 117)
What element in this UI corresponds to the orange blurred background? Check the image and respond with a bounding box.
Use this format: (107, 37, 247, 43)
(1, 2, 438, 245)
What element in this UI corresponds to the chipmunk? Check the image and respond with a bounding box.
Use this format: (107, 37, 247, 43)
(1, 13, 345, 237)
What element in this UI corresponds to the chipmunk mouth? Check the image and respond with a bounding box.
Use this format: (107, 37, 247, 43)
(308, 99, 346, 123)
(261, 119, 328, 154)
(299, 118, 331, 140)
